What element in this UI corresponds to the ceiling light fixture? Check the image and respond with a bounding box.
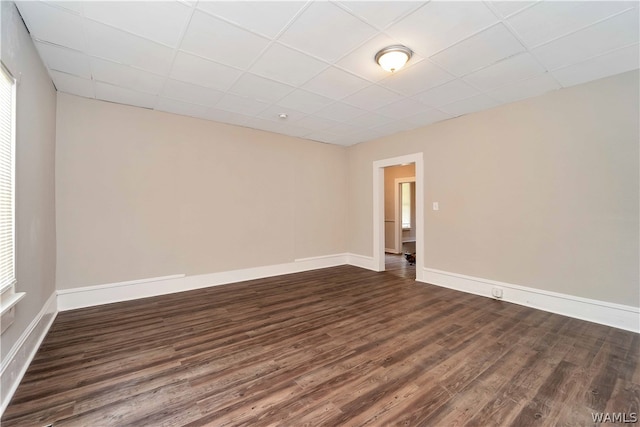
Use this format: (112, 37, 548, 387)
(375, 45, 413, 73)
(279, 113, 288, 119)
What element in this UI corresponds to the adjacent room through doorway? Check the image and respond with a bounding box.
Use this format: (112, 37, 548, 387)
(384, 163, 416, 280)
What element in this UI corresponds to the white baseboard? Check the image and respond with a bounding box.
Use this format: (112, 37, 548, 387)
(294, 253, 349, 269)
(58, 254, 351, 311)
(1, 291, 57, 415)
(420, 267, 640, 333)
(347, 253, 376, 271)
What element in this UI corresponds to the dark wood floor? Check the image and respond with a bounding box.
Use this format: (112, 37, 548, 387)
(385, 253, 415, 279)
(3, 265, 638, 426)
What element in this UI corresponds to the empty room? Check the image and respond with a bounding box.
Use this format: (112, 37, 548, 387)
(1, 0, 638, 425)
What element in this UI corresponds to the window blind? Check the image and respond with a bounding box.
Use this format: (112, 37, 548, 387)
(0, 64, 16, 293)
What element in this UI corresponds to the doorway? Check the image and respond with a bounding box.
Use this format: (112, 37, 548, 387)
(372, 153, 424, 282)
(381, 164, 416, 278)
(394, 176, 416, 256)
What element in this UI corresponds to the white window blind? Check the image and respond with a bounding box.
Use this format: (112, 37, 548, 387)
(0, 63, 16, 294)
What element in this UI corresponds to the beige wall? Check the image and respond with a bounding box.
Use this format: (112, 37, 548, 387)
(54, 66, 639, 306)
(384, 164, 415, 251)
(56, 94, 347, 289)
(348, 71, 639, 307)
(1, 2, 57, 360)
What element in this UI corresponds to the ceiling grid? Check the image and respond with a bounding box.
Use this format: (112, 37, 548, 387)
(15, 0, 640, 146)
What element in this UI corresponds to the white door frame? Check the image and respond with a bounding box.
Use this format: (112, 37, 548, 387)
(373, 153, 424, 281)
(394, 176, 416, 254)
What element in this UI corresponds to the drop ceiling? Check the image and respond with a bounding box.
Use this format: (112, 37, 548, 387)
(14, 0, 640, 146)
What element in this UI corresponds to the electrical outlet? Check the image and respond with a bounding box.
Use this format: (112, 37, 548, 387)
(432, 202, 439, 211)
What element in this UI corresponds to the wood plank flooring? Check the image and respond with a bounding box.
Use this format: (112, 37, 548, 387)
(2, 265, 638, 426)
(385, 253, 415, 280)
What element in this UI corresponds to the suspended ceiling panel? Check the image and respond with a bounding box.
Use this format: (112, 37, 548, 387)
(15, 0, 640, 146)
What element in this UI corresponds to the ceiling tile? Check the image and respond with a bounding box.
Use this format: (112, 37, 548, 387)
(431, 24, 525, 77)
(439, 94, 500, 117)
(294, 115, 341, 132)
(94, 82, 157, 109)
(181, 10, 271, 69)
(90, 58, 165, 94)
(155, 97, 209, 118)
(35, 42, 91, 78)
(82, 1, 192, 48)
(16, 1, 86, 51)
(337, 1, 423, 30)
(323, 121, 365, 135)
(507, 1, 636, 48)
(361, 128, 394, 140)
(347, 112, 396, 128)
(302, 67, 371, 100)
(488, 73, 561, 104)
(279, 124, 315, 138)
(42, 1, 84, 14)
(215, 93, 270, 116)
(170, 52, 243, 91)
(278, 2, 377, 62)
(337, 128, 383, 145)
(532, 10, 640, 70)
(85, 21, 175, 74)
(386, 1, 499, 57)
(369, 120, 415, 135)
(229, 73, 294, 103)
(378, 59, 455, 95)
(403, 108, 453, 127)
(257, 105, 307, 122)
(551, 43, 639, 87)
(335, 34, 415, 83)
(314, 102, 368, 122)
(196, 1, 306, 38)
(249, 43, 328, 86)
(20, 0, 640, 147)
(463, 53, 546, 91)
(275, 89, 334, 114)
(487, 1, 536, 19)
(50, 71, 94, 98)
(365, 127, 405, 141)
(374, 98, 434, 119)
(342, 85, 404, 110)
(415, 79, 480, 107)
(161, 79, 224, 107)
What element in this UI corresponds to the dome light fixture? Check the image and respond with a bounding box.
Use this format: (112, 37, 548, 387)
(375, 45, 413, 73)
